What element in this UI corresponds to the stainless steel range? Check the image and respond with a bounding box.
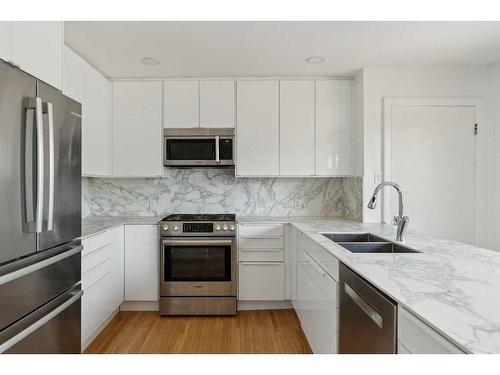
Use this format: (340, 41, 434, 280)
(159, 214, 237, 315)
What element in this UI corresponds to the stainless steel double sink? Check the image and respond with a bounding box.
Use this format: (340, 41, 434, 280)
(321, 233, 421, 254)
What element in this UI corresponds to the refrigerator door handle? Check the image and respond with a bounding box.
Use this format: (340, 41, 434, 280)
(43, 102, 55, 231)
(23, 97, 44, 233)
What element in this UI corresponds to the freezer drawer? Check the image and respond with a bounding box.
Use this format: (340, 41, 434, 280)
(0, 242, 82, 332)
(0, 285, 82, 354)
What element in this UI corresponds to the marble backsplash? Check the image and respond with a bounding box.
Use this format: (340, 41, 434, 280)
(82, 168, 362, 220)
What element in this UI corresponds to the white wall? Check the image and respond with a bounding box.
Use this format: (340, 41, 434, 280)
(361, 66, 492, 248)
(489, 63, 500, 251)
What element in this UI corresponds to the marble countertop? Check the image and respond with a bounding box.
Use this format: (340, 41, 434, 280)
(81, 216, 163, 238)
(82, 215, 500, 353)
(279, 217, 500, 354)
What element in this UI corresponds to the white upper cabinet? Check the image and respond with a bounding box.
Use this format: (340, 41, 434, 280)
(200, 80, 235, 128)
(279, 81, 315, 176)
(63, 46, 112, 176)
(164, 81, 199, 128)
(11, 22, 63, 90)
(63, 47, 84, 101)
(315, 80, 352, 176)
(81, 60, 112, 176)
(0, 22, 12, 62)
(112, 81, 163, 176)
(236, 80, 280, 176)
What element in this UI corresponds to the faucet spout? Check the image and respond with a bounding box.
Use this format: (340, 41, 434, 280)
(367, 181, 409, 242)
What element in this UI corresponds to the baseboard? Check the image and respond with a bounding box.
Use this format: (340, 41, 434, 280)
(118, 300, 291, 312)
(237, 300, 292, 311)
(120, 300, 159, 311)
(81, 308, 119, 352)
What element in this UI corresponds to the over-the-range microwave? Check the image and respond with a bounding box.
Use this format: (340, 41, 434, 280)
(163, 128, 235, 167)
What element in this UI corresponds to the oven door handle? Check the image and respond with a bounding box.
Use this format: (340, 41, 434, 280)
(162, 239, 233, 246)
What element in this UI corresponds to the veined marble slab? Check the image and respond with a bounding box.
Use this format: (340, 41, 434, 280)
(81, 216, 162, 238)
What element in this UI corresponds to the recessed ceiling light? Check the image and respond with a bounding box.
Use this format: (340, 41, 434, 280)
(141, 57, 161, 66)
(305, 56, 325, 64)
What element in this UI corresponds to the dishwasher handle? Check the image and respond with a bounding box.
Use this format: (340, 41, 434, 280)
(344, 282, 383, 328)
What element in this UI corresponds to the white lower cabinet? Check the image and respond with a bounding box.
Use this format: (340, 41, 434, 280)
(124, 225, 159, 301)
(397, 307, 465, 354)
(239, 262, 285, 300)
(238, 223, 287, 301)
(296, 247, 339, 353)
(81, 230, 122, 349)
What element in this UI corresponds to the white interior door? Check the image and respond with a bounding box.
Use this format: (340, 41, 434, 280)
(384, 99, 478, 244)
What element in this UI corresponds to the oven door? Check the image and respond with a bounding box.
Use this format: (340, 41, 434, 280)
(160, 237, 236, 296)
(163, 136, 234, 166)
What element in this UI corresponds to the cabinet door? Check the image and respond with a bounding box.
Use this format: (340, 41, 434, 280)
(200, 80, 235, 128)
(12, 22, 63, 89)
(164, 81, 199, 128)
(82, 61, 112, 175)
(0, 22, 12, 62)
(110, 226, 125, 310)
(280, 81, 315, 176)
(315, 80, 352, 176)
(124, 225, 159, 301)
(63, 46, 84, 102)
(112, 81, 162, 176)
(236, 80, 279, 176)
(238, 262, 284, 300)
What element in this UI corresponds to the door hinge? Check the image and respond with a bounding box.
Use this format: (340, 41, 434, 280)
(474, 123, 478, 135)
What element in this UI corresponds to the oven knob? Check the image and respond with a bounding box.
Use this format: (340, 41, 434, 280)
(173, 225, 179, 231)
(215, 224, 221, 231)
(162, 224, 169, 231)
(222, 224, 228, 231)
(229, 224, 235, 231)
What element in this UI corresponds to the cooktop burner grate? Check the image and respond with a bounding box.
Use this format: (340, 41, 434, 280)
(161, 214, 236, 222)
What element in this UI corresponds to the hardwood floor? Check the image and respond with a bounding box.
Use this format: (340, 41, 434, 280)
(84, 309, 312, 354)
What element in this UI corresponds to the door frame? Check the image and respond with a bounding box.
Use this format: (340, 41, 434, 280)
(382, 97, 485, 245)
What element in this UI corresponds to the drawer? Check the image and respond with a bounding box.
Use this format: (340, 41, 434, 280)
(239, 224, 284, 239)
(82, 242, 112, 274)
(238, 262, 284, 301)
(82, 258, 111, 291)
(239, 247, 284, 262)
(398, 307, 465, 354)
(302, 249, 338, 304)
(82, 272, 114, 345)
(239, 237, 284, 250)
(82, 230, 112, 257)
(301, 234, 339, 282)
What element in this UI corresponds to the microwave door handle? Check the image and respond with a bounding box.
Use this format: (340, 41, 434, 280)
(43, 102, 55, 231)
(215, 136, 220, 163)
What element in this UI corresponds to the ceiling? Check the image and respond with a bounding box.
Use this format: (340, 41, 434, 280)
(64, 21, 500, 78)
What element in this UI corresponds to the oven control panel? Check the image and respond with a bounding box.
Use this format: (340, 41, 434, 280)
(160, 221, 237, 236)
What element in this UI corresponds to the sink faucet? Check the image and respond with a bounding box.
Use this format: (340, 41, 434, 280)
(367, 182, 409, 242)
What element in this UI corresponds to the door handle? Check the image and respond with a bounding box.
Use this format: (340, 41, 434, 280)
(23, 97, 44, 233)
(162, 239, 233, 247)
(215, 135, 220, 163)
(344, 283, 383, 328)
(43, 102, 55, 231)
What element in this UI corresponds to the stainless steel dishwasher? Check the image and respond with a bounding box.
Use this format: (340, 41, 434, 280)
(338, 262, 397, 353)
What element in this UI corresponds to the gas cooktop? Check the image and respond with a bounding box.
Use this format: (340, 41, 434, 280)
(161, 214, 236, 222)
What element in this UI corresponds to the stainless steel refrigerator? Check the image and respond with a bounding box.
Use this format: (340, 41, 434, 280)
(0, 60, 82, 353)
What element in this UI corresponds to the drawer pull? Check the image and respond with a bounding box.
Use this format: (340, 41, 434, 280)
(303, 250, 327, 277)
